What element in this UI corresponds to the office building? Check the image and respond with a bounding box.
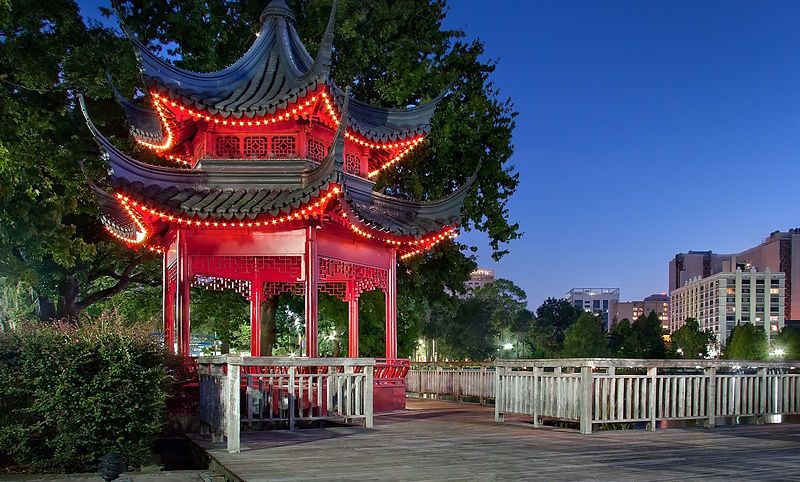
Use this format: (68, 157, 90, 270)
(611, 293, 669, 331)
(669, 268, 785, 344)
(565, 288, 620, 329)
(669, 229, 800, 322)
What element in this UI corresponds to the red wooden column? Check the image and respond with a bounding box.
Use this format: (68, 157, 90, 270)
(162, 252, 175, 354)
(250, 279, 263, 356)
(385, 248, 398, 359)
(176, 230, 191, 356)
(304, 227, 319, 357)
(347, 280, 359, 357)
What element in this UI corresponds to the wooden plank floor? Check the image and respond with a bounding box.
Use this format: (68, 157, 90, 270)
(191, 399, 800, 481)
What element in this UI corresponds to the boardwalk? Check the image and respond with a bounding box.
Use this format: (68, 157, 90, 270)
(192, 399, 800, 481)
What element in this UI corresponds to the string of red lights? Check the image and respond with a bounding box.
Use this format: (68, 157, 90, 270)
(135, 86, 427, 175)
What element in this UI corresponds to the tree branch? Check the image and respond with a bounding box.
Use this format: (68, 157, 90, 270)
(75, 254, 152, 310)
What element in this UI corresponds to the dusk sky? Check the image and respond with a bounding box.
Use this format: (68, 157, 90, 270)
(78, 0, 800, 309)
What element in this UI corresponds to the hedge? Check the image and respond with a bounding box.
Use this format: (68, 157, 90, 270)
(0, 317, 170, 472)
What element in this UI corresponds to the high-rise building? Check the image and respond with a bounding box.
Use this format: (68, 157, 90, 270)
(669, 229, 800, 322)
(565, 288, 620, 329)
(454, 268, 497, 299)
(466, 268, 496, 291)
(669, 268, 785, 345)
(610, 294, 669, 331)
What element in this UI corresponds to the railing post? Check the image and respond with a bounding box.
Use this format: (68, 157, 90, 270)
(532, 366, 541, 428)
(647, 366, 657, 431)
(580, 365, 593, 435)
(705, 367, 716, 428)
(495, 364, 504, 422)
(288, 366, 296, 431)
(758, 366, 768, 423)
(226, 361, 240, 454)
(479, 366, 487, 405)
(364, 364, 374, 428)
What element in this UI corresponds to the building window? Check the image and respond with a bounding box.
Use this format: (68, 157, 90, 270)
(345, 153, 360, 174)
(770, 287, 780, 295)
(308, 138, 325, 163)
(271, 135, 297, 157)
(215, 135, 240, 158)
(243, 136, 268, 158)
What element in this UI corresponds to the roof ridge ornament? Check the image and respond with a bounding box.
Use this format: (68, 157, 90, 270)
(310, 0, 338, 78)
(260, 0, 296, 24)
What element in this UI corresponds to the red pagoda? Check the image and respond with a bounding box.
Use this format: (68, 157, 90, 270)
(81, 0, 474, 362)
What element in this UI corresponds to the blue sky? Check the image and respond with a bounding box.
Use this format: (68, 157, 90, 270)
(78, 1, 800, 309)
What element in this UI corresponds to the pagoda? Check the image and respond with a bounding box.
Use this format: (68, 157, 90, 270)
(81, 0, 474, 361)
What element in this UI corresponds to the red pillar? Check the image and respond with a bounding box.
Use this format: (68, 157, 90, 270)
(176, 230, 191, 356)
(385, 248, 398, 359)
(347, 280, 359, 358)
(162, 252, 175, 353)
(304, 227, 319, 357)
(250, 279, 263, 356)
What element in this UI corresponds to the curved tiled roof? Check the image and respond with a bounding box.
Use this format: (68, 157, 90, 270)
(81, 92, 473, 237)
(117, 0, 446, 142)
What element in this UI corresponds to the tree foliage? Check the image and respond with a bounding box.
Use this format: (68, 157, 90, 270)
(562, 312, 610, 358)
(669, 317, 715, 359)
(0, 317, 170, 472)
(527, 297, 581, 356)
(724, 323, 768, 360)
(0, 0, 159, 321)
(773, 325, 800, 359)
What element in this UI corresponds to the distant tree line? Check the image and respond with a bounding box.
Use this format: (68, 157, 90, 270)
(422, 290, 800, 361)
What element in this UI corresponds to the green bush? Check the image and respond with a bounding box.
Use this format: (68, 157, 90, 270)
(0, 316, 170, 472)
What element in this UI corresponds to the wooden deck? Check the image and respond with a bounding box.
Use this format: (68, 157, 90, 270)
(191, 399, 800, 481)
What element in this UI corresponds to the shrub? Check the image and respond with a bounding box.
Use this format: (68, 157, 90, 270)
(0, 316, 170, 472)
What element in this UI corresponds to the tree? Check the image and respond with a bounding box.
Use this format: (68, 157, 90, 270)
(529, 297, 581, 356)
(608, 318, 639, 358)
(631, 311, 667, 359)
(0, 0, 160, 321)
(670, 317, 716, 359)
(773, 325, 800, 359)
(472, 278, 529, 357)
(562, 312, 610, 358)
(724, 323, 768, 360)
(436, 296, 496, 361)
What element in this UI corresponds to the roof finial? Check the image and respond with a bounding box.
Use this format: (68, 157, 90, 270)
(261, 0, 296, 23)
(311, 0, 338, 76)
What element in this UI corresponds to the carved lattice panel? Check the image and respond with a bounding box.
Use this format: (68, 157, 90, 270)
(345, 153, 360, 174)
(263, 281, 304, 298)
(308, 138, 325, 163)
(271, 135, 297, 157)
(215, 135, 240, 158)
(191, 255, 302, 280)
(320, 282, 347, 301)
(319, 257, 387, 296)
(192, 275, 251, 300)
(243, 136, 269, 158)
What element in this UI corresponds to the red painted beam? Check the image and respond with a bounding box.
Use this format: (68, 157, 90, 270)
(305, 227, 319, 357)
(250, 280, 262, 356)
(385, 248, 398, 359)
(347, 280, 359, 357)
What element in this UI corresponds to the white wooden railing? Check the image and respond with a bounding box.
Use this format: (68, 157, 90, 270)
(406, 362, 494, 402)
(198, 356, 374, 453)
(494, 359, 800, 434)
